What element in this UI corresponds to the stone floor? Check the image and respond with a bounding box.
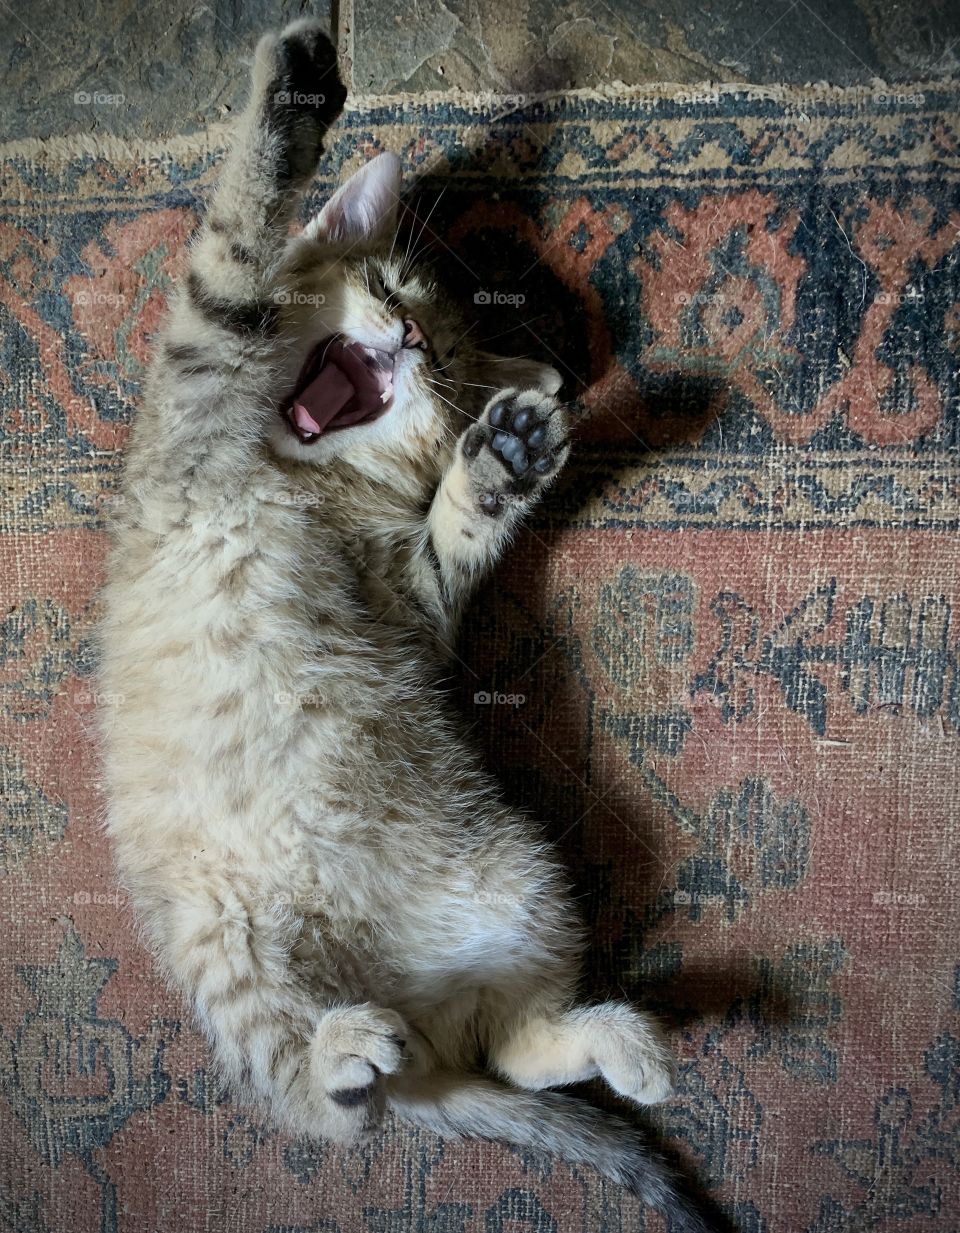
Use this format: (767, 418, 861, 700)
(1, 0, 958, 140)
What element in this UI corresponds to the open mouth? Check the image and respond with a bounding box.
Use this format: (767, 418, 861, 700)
(283, 336, 395, 443)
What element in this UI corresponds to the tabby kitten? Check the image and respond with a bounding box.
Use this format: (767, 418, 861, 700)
(99, 20, 708, 1231)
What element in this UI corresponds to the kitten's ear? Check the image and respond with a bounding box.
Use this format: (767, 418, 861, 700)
(306, 152, 402, 244)
(474, 351, 563, 397)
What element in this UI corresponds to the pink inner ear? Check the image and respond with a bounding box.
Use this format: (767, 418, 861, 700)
(312, 153, 402, 243)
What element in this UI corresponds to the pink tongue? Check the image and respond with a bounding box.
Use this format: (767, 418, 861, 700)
(292, 363, 353, 435)
(289, 340, 395, 438)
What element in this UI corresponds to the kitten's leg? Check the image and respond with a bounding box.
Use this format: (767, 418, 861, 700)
(137, 20, 345, 475)
(489, 1002, 676, 1106)
(185, 19, 344, 312)
(421, 389, 570, 638)
(466, 877, 673, 1105)
(158, 885, 408, 1142)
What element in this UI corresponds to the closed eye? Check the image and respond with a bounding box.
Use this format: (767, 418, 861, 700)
(370, 271, 395, 304)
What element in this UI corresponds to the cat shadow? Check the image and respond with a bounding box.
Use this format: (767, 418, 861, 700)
(387, 109, 728, 523)
(393, 122, 753, 989)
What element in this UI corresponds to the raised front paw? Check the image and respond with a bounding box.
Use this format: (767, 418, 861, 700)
(255, 19, 347, 183)
(461, 389, 570, 516)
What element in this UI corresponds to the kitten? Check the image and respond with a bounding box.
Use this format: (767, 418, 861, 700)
(98, 20, 709, 1231)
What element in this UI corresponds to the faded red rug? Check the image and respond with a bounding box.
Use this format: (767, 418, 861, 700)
(2, 83, 960, 1232)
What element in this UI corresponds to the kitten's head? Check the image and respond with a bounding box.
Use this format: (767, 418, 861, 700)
(267, 153, 560, 469)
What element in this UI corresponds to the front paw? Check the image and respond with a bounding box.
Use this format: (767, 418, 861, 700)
(255, 19, 347, 183)
(461, 389, 570, 517)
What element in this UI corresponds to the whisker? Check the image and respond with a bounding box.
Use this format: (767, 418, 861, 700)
(434, 322, 479, 374)
(387, 215, 401, 266)
(402, 197, 421, 270)
(475, 316, 550, 346)
(426, 380, 482, 424)
(396, 190, 449, 279)
(412, 189, 446, 261)
(406, 234, 441, 267)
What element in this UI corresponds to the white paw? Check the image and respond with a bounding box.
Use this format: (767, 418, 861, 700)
(309, 1004, 409, 1139)
(596, 1005, 676, 1106)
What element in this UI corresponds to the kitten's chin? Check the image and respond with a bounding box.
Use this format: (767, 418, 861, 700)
(265, 416, 320, 460)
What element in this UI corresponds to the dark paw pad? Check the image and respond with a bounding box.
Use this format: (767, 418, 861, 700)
(461, 389, 569, 518)
(486, 396, 564, 480)
(329, 1084, 374, 1108)
(462, 424, 486, 461)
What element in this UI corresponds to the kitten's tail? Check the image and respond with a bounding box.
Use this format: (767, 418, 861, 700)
(387, 1071, 713, 1233)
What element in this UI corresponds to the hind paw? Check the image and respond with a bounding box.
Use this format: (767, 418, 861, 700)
(598, 1007, 676, 1107)
(254, 20, 347, 183)
(318, 1003, 409, 1095)
(310, 1004, 409, 1140)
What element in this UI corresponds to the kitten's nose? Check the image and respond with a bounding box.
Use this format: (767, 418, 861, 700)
(402, 318, 428, 351)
